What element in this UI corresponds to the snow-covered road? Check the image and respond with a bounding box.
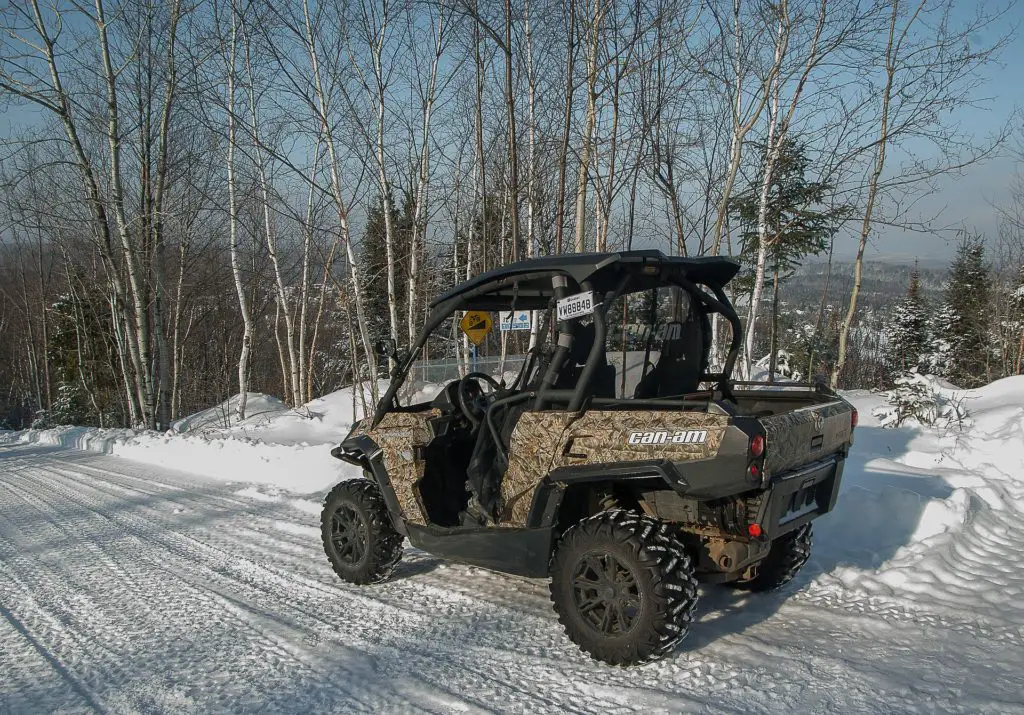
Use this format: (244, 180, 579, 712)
(2, 439, 1022, 714)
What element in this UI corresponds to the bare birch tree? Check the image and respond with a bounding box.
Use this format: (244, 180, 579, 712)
(831, 0, 1010, 387)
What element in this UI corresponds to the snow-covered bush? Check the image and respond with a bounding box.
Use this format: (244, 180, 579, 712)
(753, 350, 803, 382)
(872, 370, 969, 428)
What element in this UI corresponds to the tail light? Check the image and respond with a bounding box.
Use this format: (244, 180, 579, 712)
(851, 408, 859, 430)
(750, 434, 765, 457)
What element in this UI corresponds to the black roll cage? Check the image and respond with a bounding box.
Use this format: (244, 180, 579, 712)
(371, 253, 743, 428)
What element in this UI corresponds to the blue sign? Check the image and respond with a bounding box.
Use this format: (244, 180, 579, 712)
(499, 310, 531, 331)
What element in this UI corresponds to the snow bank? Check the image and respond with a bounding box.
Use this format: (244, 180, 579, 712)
(3, 379, 454, 495)
(812, 375, 1024, 627)
(170, 392, 290, 433)
(4, 424, 359, 493)
(3, 385, 386, 494)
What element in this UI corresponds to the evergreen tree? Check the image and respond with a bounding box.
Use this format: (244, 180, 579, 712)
(934, 238, 990, 387)
(883, 268, 929, 376)
(358, 192, 413, 347)
(730, 137, 849, 377)
(44, 292, 121, 426)
(924, 302, 955, 378)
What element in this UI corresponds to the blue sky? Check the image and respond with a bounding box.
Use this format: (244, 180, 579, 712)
(861, 0, 1024, 264)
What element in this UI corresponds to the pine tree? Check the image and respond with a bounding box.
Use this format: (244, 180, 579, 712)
(883, 268, 929, 377)
(924, 302, 956, 378)
(730, 137, 849, 378)
(935, 238, 990, 387)
(44, 292, 120, 426)
(358, 193, 413, 347)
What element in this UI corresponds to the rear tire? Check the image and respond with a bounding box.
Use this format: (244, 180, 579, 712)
(731, 524, 812, 592)
(549, 509, 699, 666)
(321, 479, 403, 585)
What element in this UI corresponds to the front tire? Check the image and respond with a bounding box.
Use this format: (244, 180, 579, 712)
(321, 479, 403, 585)
(549, 509, 699, 666)
(731, 524, 812, 592)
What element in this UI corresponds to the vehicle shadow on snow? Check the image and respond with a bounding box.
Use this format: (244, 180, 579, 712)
(688, 424, 953, 650)
(810, 424, 953, 576)
(389, 549, 442, 580)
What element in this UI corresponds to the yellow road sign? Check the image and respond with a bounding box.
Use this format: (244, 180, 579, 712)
(459, 311, 493, 345)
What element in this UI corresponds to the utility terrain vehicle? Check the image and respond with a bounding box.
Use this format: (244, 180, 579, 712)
(323, 250, 856, 665)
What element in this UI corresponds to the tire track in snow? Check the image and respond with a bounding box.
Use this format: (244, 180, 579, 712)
(0, 448, 749, 712)
(0, 456, 391, 713)
(5, 452, 626, 711)
(4, 443, 1023, 713)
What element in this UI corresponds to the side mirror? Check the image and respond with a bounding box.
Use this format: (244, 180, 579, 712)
(375, 338, 398, 360)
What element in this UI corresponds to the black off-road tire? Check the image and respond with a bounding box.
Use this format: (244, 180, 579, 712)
(731, 524, 812, 592)
(549, 509, 699, 666)
(321, 479, 404, 585)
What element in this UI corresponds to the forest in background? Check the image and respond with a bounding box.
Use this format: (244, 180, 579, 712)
(0, 0, 1022, 430)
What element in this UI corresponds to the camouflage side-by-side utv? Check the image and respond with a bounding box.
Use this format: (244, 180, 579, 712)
(322, 250, 856, 665)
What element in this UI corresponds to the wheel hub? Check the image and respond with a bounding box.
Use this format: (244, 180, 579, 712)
(572, 551, 642, 636)
(331, 504, 368, 566)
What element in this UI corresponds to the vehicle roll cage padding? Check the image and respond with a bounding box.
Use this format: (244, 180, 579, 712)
(371, 253, 744, 428)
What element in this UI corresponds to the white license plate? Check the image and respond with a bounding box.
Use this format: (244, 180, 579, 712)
(556, 291, 595, 321)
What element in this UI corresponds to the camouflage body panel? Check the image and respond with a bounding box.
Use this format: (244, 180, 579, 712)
(552, 411, 729, 468)
(761, 400, 853, 477)
(499, 412, 578, 525)
(351, 409, 439, 525)
(500, 409, 729, 526)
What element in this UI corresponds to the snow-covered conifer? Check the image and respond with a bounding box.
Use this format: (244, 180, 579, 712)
(931, 239, 990, 387)
(883, 269, 928, 377)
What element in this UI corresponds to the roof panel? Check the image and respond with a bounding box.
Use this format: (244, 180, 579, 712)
(431, 250, 741, 310)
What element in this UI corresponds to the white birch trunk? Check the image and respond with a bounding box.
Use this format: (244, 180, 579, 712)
(833, 1, 898, 388)
(297, 139, 322, 404)
(226, 6, 253, 421)
(363, 0, 401, 356)
(407, 9, 446, 348)
(524, 0, 540, 350)
(96, 0, 156, 428)
(573, 0, 603, 254)
(243, 37, 301, 405)
(742, 0, 827, 378)
(743, 6, 788, 379)
(302, 0, 379, 405)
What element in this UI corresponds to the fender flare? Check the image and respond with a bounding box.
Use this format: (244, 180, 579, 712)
(329, 434, 408, 536)
(525, 459, 682, 528)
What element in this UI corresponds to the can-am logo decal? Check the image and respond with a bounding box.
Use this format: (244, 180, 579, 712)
(628, 430, 708, 445)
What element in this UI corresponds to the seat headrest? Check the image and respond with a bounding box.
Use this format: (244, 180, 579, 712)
(659, 321, 686, 360)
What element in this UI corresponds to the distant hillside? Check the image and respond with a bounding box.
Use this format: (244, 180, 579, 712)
(779, 260, 947, 311)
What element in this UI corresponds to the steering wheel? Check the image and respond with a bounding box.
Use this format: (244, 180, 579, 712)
(456, 372, 502, 428)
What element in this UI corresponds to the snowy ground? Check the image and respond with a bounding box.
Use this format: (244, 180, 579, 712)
(1, 380, 1023, 713)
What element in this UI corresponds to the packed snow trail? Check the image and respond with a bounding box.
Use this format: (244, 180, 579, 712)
(3, 381, 1024, 713)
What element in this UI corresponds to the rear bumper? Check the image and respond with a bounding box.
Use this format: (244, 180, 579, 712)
(755, 455, 844, 540)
